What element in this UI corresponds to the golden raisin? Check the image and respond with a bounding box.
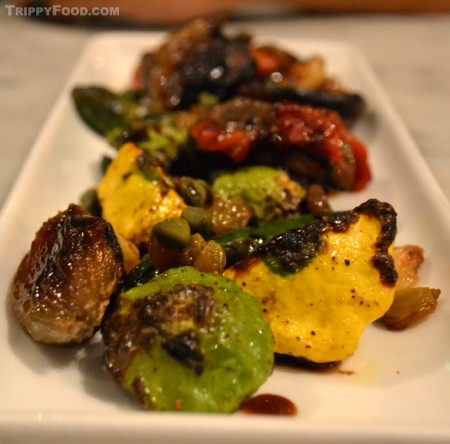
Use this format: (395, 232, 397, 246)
(147, 234, 180, 271)
(209, 196, 252, 235)
(193, 240, 226, 274)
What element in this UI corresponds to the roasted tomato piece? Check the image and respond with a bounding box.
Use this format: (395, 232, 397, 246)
(102, 266, 273, 412)
(9, 204, 125, 344)
(191, 96, 271, 162)
(191, 98, 371, 191)
(225, 199, 397, 364)
(273, 103, 371, 190)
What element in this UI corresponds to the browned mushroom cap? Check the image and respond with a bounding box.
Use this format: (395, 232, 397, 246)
(9, 204, 125, 344)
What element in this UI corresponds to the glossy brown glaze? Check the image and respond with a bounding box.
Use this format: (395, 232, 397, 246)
(240, 394, 297, 416)
(9, 204, 125, 344)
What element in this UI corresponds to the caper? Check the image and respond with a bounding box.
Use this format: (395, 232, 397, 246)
(152, 218, 191, 249)
(176, 177, 213, 208)
(181, 206, 212, 237)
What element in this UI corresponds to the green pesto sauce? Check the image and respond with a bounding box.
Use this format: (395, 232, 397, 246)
(212, 166, 299, 220)
(113, 266, 274, 413)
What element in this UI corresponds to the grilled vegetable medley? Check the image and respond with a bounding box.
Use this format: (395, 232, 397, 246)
(8, 18, 440, 413)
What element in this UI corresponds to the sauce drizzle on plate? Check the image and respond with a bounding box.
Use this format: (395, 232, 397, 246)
(240, 394, 297, 416)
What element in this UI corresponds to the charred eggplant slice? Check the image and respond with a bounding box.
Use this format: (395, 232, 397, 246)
(238, 81, 366, 125)
(9, 204, 125, 344)
(102, 266, 273, 412)
(244, 45, 366, 123)
(136, 18, 256, 110)
(225, 199, 397, 364)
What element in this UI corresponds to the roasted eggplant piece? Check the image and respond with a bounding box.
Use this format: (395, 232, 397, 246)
(97, 143, 187, 247)
(9, 204, 125, 344)
(239, 82, 365, 126)
(243, 45, 366, 124)
(134, 21, 365, 122)
(224, 199, 397, 364)
(136, 18, 256, 111)
(102, 266, 273, 412)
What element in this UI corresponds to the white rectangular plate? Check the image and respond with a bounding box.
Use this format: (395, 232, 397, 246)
(0, 32, 449, 444)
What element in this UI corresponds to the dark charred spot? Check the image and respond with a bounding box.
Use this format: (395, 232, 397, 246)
(121, 172, 133, 181)
(162, 329, 204, 375)
(240, 199, 397, 285)
(102, 283, 215, 382)
(355, 199, 398, 286)
(262, 228, 324, 275)
(257, 206, 360, 275)
(275, 353, 339, 370)
(131, 375, 155, 410)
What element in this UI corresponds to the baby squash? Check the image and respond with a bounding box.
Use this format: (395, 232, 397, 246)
(224, 199, 397, 364)
(97, 143, 186, 247)
(102, 266, 274, 412)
